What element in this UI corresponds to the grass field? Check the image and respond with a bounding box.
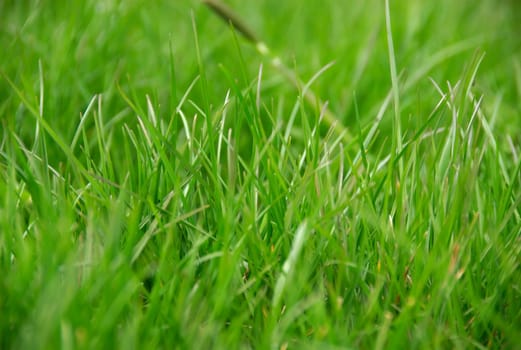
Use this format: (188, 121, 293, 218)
(1, 0, 521, 348)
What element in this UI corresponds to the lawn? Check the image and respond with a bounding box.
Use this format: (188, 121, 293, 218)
(1, 0, 520, 348)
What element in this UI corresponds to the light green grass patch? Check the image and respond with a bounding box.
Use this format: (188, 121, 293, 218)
(1, 0, 520, 348)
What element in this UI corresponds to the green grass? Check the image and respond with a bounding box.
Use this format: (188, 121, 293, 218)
(1, 0, 521, 348)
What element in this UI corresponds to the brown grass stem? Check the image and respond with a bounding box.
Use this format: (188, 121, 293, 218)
(202, 0, 353, 143)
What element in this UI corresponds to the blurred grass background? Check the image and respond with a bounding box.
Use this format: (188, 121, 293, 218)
(2, 0, 519, 145)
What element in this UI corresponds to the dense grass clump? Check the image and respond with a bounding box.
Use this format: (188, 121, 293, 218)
(1, 0, 520, 348)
